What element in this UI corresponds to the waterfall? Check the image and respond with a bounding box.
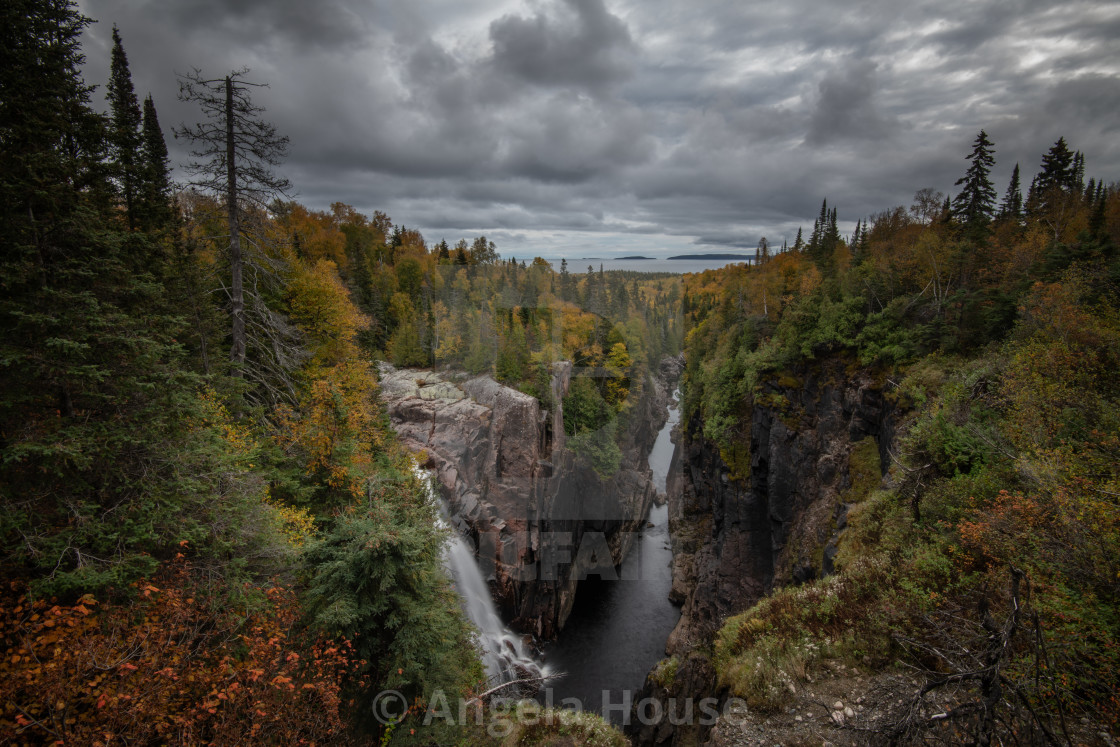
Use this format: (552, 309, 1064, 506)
(443, 530, 547, 684)
(414, 465, 547, 685)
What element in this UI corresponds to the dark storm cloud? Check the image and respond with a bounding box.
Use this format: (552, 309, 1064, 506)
(489, 0, 636, 93)
(806, 61, 898, 145)
(78, 0, 1120, 256)
(159, 0, 378, 49)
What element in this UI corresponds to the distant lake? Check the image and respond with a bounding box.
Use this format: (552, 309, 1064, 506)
(541, 256, 753, 274)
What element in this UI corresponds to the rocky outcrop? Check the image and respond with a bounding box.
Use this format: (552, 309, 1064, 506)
(379, 360, 679, 639)
(630, 356, 898, 746)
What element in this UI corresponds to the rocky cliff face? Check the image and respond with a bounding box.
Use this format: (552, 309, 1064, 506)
(631, 357, 897, 746)
(379, 360, 679, 639)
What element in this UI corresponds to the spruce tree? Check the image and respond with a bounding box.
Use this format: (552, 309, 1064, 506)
(106, 25, 143, 230)
(137, 94, 174, 231)
(1033, 137, 1085, 197)
(951, 129, 997, 240)
(559, 258, 573, 302)
(1031, 138, 1088, 239)
(851, 220, 863, 260)
(998, 163, 1023, 223)
(0, 0, 224, 593)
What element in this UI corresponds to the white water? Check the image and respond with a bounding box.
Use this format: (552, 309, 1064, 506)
(414, 465, 547, 685)
(443, 531, 547, 684)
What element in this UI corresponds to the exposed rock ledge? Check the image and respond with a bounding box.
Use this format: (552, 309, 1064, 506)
(630, 356, 899, 746)
(378, 359, 680, 639)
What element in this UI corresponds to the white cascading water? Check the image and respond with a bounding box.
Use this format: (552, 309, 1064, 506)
(414, 465, 547, 685)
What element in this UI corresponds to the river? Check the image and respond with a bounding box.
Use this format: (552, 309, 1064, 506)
(539, 389, 682, 723)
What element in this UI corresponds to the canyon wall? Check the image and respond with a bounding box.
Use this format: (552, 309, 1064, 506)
(631, 357, 898, 746)
(379, 358, 680, 639)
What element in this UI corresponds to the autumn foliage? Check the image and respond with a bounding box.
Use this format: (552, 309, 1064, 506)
(1, 557, 364, 745)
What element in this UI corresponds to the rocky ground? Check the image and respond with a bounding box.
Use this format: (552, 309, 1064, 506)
(704, 664, 1117, 747)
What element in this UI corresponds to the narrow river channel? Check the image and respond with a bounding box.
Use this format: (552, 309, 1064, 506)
(540, 390, 682, 724)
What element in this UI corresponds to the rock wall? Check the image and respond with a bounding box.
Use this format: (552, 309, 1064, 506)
(379, 358, 679, 639)
(631, 356, 897, 746)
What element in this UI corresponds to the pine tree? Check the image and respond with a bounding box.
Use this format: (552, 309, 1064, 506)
(998, 163, 1023, 223)
(106, 25, 143, 230)
(951, 129, 997, 240)
(793, 226, 804, 252)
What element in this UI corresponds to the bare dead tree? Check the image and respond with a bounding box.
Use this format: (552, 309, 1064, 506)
(871, 567, 1074, 746)
(174, 68, 290, 379)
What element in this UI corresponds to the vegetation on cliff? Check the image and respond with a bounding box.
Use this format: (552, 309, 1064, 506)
(680, 132, 1120, 739)
(0, 4, 659, 742)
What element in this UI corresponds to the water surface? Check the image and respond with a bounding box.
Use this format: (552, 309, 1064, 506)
(540, 391, 682, 723)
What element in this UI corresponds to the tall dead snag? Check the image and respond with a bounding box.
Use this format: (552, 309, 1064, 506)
(174, 69, 290, 377)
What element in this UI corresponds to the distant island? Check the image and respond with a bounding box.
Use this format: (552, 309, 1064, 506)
(617, 255, 654, 260)
(667, 252, 755, 260)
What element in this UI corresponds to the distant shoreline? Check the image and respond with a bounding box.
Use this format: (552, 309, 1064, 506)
(667, 253, 754, 260)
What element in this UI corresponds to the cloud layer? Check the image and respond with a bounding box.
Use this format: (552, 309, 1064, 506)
(78, 0, 1120, 256)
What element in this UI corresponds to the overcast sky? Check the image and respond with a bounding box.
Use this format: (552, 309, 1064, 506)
(77, 0, 1120, 258)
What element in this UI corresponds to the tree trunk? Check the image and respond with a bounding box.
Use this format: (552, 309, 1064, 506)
(225, 76, 245, 375)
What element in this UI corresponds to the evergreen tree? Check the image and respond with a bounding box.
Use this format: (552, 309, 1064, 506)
(1035, 137, 1077, 195)
(793, 226, 804, 252)
(1088, 192, 1107, 240)
(951, 129, 997, 240)
(137, 94, 174, 232)
(106, 25, 143, 230)
(559, 258, 573, 302)
(998, 163, 1023, 223)
(452, 238, 469, 265)
(1030, 138, 1088, 240)
(809, 199, 827, 251)
(0, 0, 228, 593)
(757, 236, 770, 264)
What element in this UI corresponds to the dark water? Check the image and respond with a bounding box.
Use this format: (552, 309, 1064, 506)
(540, 392, 682, 724)
(542, 257, 753, 274)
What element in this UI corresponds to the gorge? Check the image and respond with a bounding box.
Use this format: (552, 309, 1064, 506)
(380, 351, 902, 742)
(379, 357, 685, 716)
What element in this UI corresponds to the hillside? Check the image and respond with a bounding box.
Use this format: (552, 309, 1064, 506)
(632, 148, 1120, 745)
